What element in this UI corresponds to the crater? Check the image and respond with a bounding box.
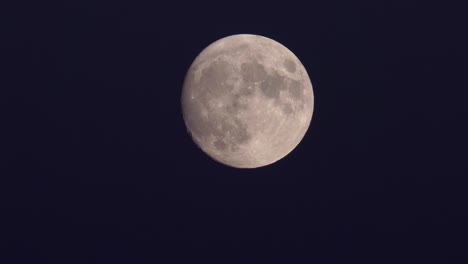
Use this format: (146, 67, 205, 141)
(241, 61, 267, 83)
(283, 59, 296, 73)
(260, 71, 285, 99)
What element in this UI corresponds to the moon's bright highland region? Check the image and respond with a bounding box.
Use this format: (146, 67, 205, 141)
(181, 34, 314, 168)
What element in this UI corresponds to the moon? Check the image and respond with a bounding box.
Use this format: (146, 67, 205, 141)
(181, 34, 314, 168)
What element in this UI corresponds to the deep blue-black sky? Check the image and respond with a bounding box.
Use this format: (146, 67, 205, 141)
(2, 1, 467, 263)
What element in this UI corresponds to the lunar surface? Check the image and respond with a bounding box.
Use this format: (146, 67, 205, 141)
(181, 34, 314, 168)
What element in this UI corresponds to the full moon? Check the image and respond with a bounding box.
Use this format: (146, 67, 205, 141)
(181, 34, 314, 168)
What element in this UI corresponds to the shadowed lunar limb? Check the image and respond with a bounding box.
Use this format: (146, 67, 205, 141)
(182, 34, 314, 168)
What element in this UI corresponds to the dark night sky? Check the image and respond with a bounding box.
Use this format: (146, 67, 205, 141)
(1, 1, 467, 263)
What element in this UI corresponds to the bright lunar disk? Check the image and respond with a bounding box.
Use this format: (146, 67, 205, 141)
(181, 34, 314, 168)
